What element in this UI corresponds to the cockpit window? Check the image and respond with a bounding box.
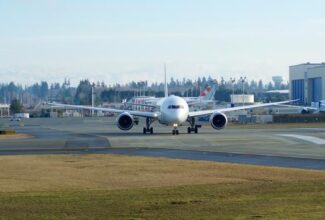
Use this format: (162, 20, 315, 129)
(168, 105, 184, 109)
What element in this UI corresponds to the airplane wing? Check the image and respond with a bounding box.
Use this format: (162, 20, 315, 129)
(187, 100, 216, 106)
(48, 103, 159, 118)
(277, 104, 319, 110)
(188, 100, 297, 118)
(125, 103, 157, 108)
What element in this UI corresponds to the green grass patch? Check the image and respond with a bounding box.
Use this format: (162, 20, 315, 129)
(0, 181, 325, 219)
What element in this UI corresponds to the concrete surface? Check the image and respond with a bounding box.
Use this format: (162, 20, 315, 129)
(1, 117, 325, 170)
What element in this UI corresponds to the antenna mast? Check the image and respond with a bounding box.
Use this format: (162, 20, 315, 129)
(164, 63, 168, 97)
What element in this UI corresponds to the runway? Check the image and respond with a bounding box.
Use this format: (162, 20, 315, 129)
(1, 117, 325, 170)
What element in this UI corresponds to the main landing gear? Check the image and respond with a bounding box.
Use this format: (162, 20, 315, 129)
(187, 117, 201, 134)
(143, 117, 154, 134)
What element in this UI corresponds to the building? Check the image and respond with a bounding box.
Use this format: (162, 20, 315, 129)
(230, 94, 254, 104)
(272, 76, 284, 89)
(0, 104, 10, 117)
(289, 62, 325, 104)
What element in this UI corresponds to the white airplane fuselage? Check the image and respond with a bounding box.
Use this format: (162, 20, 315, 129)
(157, 95, 189, 126)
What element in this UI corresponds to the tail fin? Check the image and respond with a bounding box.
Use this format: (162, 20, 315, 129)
(200, 86, 212, 97)
(202, 84, 217, 100)
(164, 64, 168, 97)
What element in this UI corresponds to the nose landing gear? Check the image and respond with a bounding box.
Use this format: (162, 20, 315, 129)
(172, 129, 179, 135)
(172, 124, 179, 135)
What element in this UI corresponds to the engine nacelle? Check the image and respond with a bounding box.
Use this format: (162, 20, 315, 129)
(116, 113, 134, 131)
(300, 108, 311, 114)
(209, 112, 228, 130)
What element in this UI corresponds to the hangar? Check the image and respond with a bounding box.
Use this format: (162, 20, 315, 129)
(289, 63, 325, 104)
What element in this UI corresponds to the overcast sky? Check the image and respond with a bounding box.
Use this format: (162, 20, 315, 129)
(1, 0, 325, 86)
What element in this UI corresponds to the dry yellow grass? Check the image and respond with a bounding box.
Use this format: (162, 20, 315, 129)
(1, 154, 325, 219)
(0, 133, 32, 139)
(0, 154, 324, 192)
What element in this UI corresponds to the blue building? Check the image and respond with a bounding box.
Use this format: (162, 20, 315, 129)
(289, 63, 325, 105)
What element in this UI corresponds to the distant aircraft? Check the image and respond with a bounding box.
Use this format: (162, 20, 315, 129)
(278, 104, 319, 114)
(50, 71, 294, 135)
(126, 83, 218, 110)
(183, 83, 218, 105)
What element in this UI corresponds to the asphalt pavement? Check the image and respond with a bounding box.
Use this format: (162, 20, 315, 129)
(1, 117, 325, 170)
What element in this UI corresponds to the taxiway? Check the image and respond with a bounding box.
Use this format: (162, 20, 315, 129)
(1, 117, 325, 170)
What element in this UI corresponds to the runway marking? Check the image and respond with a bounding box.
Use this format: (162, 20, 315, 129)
(277, 134, 325, 145)
(295, 128, 325, 131)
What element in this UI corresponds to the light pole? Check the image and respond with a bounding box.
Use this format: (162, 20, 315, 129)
(240, 77, 246, 106)
(230, 77, 236, 104)
(91, 83, 95, 116)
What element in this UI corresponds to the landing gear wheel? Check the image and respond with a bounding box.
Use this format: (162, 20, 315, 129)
(176, 130, 179, 135)
(143, 117, 155, 135)
(187, 117, 201, 134)
(143, 127, 153, 134)
(172, 130, 176, 135)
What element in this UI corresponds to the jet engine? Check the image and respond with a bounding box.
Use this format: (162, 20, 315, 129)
(209, 112, 228, 130)
(300, 107, 311, 114)
(116, 113, 134, 130)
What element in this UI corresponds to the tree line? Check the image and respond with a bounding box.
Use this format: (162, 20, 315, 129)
(1, 76, 288, 111)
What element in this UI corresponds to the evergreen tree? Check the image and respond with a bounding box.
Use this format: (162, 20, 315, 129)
(74, 80, 92, 105)
(258, 80, 264, 92)
(10, 99, 23, 114)
(40, 81, 49, 99)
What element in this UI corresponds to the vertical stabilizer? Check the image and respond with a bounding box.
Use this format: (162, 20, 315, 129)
(164, 64, 168, 97)
(203, 83, 218, 101)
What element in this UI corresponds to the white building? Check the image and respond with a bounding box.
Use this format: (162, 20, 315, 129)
(230, 94, 254, 104)
(289, 62, 325, 104)
(0, 104, 10, 117)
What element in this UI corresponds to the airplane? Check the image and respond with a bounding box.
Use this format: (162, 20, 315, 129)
(49, 73, 295, 135)
(50, 95, 294, 135)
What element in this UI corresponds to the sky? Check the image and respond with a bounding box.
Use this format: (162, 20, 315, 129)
(1, 0, 325, 86)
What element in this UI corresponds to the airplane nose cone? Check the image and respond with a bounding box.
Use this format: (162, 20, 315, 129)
(169, 110, 187, 124)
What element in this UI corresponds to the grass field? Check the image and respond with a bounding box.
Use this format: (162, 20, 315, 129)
(0, 154, 325, 219)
